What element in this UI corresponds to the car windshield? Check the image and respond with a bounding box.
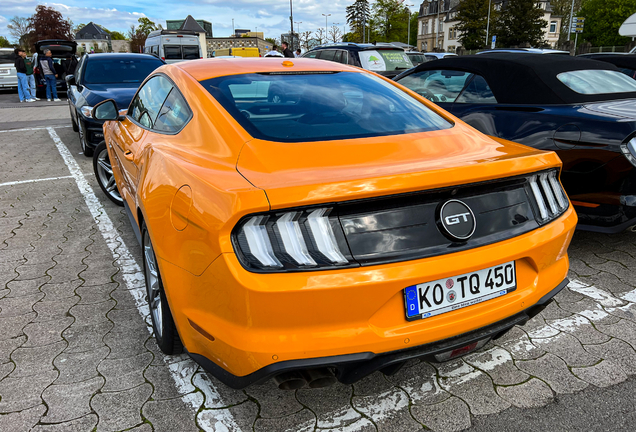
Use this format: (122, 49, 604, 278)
(0, 50, 15, 64)
(200, 71, 451, 143)
(557, 69, 636, 94)
(83, 58, 163, 84)
(398, 70, 477, 103)
(358, 50, 413, 72)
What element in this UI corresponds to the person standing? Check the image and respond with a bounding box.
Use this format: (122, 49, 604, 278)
(14, 48, 33, 103)
(295, 49, 301, 58)
(23, 51, 39, 101)
(39, 49, 61, 102)
(264, 45, 284, 57)
(281, 42, 294, 58)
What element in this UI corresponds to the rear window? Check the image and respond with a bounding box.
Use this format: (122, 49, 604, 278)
(358, 50, 413, 72)
(164, 46, 181, 60)
(398, 70, 476, 103)
(200, 72, 451, 143)
(557, 70, 636, 94)
(83, 58, 163, 84)
(182, 45, 200, 60)
(0, 50, 15, 64)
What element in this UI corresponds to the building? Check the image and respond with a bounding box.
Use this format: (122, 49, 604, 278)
(167, 15, 209, 57)
(416, 0, 562, 53)
(111, 40, 132, 53)
(207, 36, 270, 56)
(75, 22, 111, 53)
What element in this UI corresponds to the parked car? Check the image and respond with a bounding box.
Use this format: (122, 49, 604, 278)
(394, 53, 636, 232)
(477, 48, 570, 55)
(34, 39, 78, 97)
(577, 54, 636, 79)
(406, 51, 428, 66)
(302, 43, 414, 78)
(91, 57, 576, 390)
(424, 52, 458, 61)
(67, 53, 164, 157)
(0, 48, 18, 90)
(144, 30, 202, 64)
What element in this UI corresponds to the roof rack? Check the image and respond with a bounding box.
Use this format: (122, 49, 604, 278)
(147, 29, 199, 38)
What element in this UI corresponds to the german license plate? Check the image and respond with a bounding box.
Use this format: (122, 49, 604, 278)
(0, 69, 9, 75)
(404, 261, 516, 321)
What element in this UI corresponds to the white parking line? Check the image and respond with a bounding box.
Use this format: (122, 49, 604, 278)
(45, 127, 241, 431)
(0, 125, 72, 133)
(0, 174, 93, 188)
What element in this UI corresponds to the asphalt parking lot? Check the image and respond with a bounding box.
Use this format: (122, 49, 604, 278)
(1, 90, 636, 431)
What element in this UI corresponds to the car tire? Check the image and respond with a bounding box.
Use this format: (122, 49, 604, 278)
(93, 141, 124, 206)
(142, 222, 183, 355)
(70, 106, 79, 132)
(78, 119, 93, 157)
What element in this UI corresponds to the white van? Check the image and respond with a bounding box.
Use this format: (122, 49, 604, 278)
(144, 30, 202, 64)
(0, 48, 18, 90)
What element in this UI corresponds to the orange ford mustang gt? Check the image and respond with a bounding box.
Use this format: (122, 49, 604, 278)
(91, 58, 577, 390)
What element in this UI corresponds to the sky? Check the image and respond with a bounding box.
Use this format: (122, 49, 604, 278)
(0, 0, 394, 43)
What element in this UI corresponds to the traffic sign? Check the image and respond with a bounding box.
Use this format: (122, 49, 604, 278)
(491, 35, 496, 49)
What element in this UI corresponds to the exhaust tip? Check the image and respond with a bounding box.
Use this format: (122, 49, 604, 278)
(273, 372, 306, 390)
(301, 368, 337, 389)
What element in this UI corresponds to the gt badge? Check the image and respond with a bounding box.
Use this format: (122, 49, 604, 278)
(439, 199, 476, 241)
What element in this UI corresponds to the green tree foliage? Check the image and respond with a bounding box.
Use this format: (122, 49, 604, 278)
(495, 0, 547, 47)
(456, 0, 496, 50)
(346, 0, 371, 42)
(409, 12, 418, 47)
(579, 0, 636, 46)
(137, 17, 159, 37)
(372, 0, 409, 42)
(74, 23, 86, 33)
(110, 31, 127, 40)
(0, 36, 12, 48)
(550, 0, 584, 43)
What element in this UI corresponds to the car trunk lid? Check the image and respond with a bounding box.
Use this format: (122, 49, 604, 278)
(236, 122, 560, 209)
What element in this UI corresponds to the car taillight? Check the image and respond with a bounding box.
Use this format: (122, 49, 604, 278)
(527, 170, 569, 224)
(161, 57, 165, 61)
(34, 67, 40, 74)
(233, 207, 354, 272)
(620, 137, 636, 167)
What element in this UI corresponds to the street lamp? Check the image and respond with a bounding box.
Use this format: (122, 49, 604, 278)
(486, 0, 492, 47)
(322, 13, 331, 44)
(290, 0, 294, 50)
(406, 4, 414, 48)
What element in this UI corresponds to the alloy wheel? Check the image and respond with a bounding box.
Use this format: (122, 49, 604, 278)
(95, 147, 123, 203)
(143, 230, 163, 338)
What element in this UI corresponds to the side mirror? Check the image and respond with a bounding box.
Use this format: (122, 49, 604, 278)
(65, 74, 76, 86)
(92, 99, 121, 121)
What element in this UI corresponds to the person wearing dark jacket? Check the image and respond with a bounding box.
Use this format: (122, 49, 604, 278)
(39, 49, 61, 102)
(281, 42, 294, 58)
(14, 48, 33, 103)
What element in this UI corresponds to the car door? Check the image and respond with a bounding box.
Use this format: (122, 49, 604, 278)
(113, 75, 173, 206)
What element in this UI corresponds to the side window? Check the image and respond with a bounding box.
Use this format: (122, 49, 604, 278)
(455, 75, 497, 104)
(128, 75, 173, 128)
(319, 50, 336, 62)
(333, 51, 343, 63)
(154, 89, 193, 133)
(336, 50, 349, 64)
(397, 70, 474, 103)
(303, 51, 318, 59)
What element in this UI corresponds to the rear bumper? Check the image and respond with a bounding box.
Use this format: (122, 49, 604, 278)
(190, 277, 568, 388)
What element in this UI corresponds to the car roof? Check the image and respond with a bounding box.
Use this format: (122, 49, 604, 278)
(308, 43, 405, 52)
(577, 54, 636, 69)
(175, 57, 364, 81)
(477, 48, 570, 55)
(85, 53, 162, 61)
(403, 53, 634, 104)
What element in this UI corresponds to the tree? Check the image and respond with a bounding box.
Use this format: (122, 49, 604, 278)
(0, 36, 12, 48)
(456, 0, 496, 50)
(329, 25, 344, 42)
(74, 23, 86, 33)
(579, 0, 636, 46)
(550, 0, 584, 43)
(495, 0, 547, 47)
(372, 0, 409, 42)
(110, 31, 127, 40)
(137, 17, 159, 37)
(28, 5, 73, 45)
(299, 31, 313, 50)
(346, 0, 371, 42)
(7, 16, 31, 45)
(313, 28, 328, 45)
(127, 25, 146, 53)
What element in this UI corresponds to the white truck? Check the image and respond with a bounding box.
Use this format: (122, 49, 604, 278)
(144, 30, 202, 64)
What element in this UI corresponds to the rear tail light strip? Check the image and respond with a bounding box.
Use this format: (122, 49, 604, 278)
(528, 170, 569, 224)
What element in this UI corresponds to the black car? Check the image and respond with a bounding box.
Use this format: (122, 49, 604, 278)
(578, 54, 636, 80)
(394, 53, 636, 232)
(34, 39, 77, 97)
(67, 53, 165, 156)
(302, 43, 414, 78)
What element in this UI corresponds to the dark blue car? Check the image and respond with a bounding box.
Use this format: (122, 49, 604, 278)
(67, 53, 164, 156)
(394, 53, 636, 233)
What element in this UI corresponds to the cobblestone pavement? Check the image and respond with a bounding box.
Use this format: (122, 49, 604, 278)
(2, 105, 636, 431)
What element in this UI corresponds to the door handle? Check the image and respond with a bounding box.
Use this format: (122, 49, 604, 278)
(123, 150, 134, 161)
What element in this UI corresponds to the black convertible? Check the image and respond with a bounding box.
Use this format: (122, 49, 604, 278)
(578, 54, 636, 80)
(394, 54, 636, 233)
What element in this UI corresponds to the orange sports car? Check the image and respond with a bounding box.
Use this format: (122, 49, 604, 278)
(91, 58, 577, 390)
